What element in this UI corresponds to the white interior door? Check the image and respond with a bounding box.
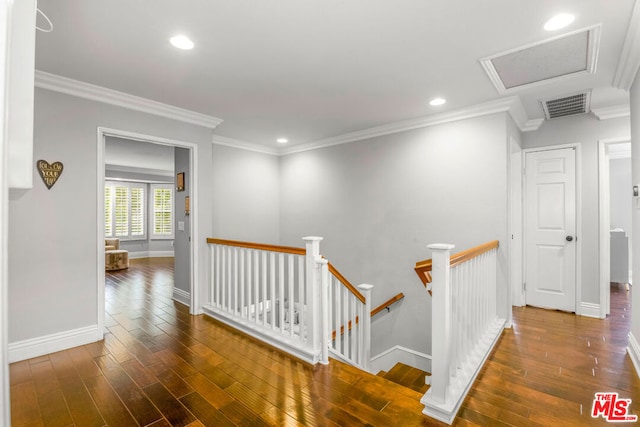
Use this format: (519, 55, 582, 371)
(525, 147, 576, 312)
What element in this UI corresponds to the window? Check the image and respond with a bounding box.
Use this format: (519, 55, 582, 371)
(104, 181, 146, 240)
(151, 184, 174, 239)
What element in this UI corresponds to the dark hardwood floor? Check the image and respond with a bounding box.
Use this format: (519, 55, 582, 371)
(9, 260, 640, 426)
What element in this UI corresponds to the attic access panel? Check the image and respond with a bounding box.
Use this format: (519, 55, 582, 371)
(480, 26, 600, 94)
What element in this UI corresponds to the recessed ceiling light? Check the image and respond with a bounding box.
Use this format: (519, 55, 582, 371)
(170, 35, 194, 50)
(544, 13, 575, 31)
(429, 98, 446, 106)
(277, 138, 288, 144)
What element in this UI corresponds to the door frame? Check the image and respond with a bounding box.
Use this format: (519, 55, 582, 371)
(97, 127, 199, 337)
(598, 137, 631, 319)
(522, 143, 582, 313)
(509, 137, 524, 309)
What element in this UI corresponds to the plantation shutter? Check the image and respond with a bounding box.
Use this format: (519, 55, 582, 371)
(130, 187, 145, 237)
(153, 187, 173, 236)
(114, 186, 129, 237)
(104, 185, 113, 237)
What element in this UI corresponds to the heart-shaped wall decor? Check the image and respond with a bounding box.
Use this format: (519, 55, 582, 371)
(37, 160, 64, 189)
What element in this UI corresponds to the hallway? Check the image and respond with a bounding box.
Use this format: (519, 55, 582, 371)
(8, 260, 640, 426)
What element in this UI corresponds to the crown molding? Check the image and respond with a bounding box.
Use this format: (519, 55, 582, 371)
(614, 0, 640, 90)
(281, 96, 541, 155)
(591, 104, 631, 120)
(34, 70, 224, 129)
(212, 135, 280, 156)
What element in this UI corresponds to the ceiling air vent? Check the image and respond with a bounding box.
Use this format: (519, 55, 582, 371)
(540, 91, 591, 120)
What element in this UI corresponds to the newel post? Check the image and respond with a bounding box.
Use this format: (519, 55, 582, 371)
(428, 243, 455, 404)
(303, 236, 324, 363)
(358, 284, 374, 372)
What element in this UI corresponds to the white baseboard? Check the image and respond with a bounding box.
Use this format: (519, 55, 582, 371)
(9, 325, 102, 363)
(628, 332, 640, 378)
(370, 345, 431, 374)
(129, 250, 174, 259)
(579, 302, 601, 318)
(173, 288, 190, 307)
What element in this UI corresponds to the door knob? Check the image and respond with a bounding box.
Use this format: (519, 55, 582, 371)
(566, 235, 574, 242)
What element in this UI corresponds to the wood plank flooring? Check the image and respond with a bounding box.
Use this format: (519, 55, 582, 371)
(9, 260, 640, 426)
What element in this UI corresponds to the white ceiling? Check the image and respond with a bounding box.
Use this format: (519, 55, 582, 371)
(34, 0, 636, 149)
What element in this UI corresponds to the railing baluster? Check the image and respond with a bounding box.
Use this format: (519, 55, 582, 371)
(334, 279, 341, 354)
(298, 255, 305, 342)
(270, 252, 276, 328)
(278, 253, 285, 332)
(288, 254, 295, 337)
(239, 249, 245, 318)
(221, 246, 227, 311)
(253, 250, 260, 324)
(262, 251, 268, 327)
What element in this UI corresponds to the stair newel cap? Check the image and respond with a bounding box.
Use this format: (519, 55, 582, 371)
(302, 236, 324, 242)
(358, 284, 374, 291)
(427, 243, 455, 251)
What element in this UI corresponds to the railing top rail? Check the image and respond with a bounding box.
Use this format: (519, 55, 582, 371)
(414, 240, 499, 285)
(327, 262, 366, 303)
(206, 238, 306, 255)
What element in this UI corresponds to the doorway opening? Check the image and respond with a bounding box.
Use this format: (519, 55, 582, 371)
(97, 128, 199, 337)
(599, 138, 632, 318)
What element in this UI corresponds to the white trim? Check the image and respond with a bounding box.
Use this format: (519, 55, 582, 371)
(8, 325, 100, 363)
(598, 137, 632, 319)
(36, 70, 223, 130)
(173, 288, 190, 307)
(370, 345, 432, 374)
(522, 143, 582, 314)
(480, 25, 601, 95)
(212, 135, 280, 156)
(592, 104, 631, 120)
(578, 302, 602, 318)
(128, 251, 175, 259)
(282, 97, 541, 155)
(0, 1, 11, 424)
(614, 0, 640, 91)
(509, 137, 525, 309)
(628, 332, 640, 378)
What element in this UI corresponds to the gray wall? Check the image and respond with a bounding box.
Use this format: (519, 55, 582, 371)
(522, 114, 630, 305)
(8, 88, 214, 343)
(211, 144, 280, 243)
(610, 157, 633, 271)
(174, 147, 191, 298)
(610, 157, 633, 234)
(279, 113, 510, 355)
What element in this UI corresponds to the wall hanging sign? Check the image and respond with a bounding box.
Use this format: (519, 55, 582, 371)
(36, 160, 64, 189)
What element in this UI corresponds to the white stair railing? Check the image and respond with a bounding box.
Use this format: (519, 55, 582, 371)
(324, 260, 373, 371)
(419, 241, 505, 425)
(204, 236, 373, 370)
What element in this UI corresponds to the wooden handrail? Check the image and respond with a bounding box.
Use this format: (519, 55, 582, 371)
(332, 292, 405, 340)
(371, 292, 405, 317)
(206, 238, 306, 255)
(414, 240, 499, 286)
(328, 262, 366, 303)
